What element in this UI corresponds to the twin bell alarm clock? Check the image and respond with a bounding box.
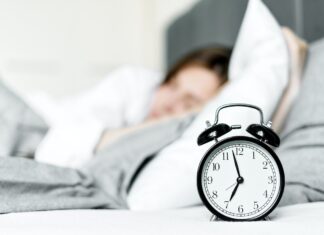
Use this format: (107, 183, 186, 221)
(196, 103, 285, 221)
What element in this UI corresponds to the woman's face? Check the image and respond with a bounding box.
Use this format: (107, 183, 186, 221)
(149, 65, 224, 119)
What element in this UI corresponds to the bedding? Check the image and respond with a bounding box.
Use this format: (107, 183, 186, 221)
(0, 36, 324, 215)
(128, 0, 289, 210)
(0, 203, 324, 234)
(0, 78, 195, 213)
(278, 38, 324, 206)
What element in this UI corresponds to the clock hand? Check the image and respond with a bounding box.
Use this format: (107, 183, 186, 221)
(232, 150, 241, 178)
(229, 176, 244, 201)
(225, 182, 237, 191)
(229, 182, 239, 201)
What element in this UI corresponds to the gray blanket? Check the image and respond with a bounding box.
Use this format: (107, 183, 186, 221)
(0, 80, 48, 158)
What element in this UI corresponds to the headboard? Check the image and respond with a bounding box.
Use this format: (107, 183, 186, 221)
(166, 0, 324, 69)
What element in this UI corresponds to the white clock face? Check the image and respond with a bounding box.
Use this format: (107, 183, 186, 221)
(199, 139, 283, 220)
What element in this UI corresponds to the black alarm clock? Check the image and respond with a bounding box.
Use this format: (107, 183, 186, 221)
(197, 103, 285, 221)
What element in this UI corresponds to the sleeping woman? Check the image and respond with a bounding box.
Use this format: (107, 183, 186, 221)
(0, 27, 308, 213)
(27, 47, 231, 167)
(26, 27, 307, 169)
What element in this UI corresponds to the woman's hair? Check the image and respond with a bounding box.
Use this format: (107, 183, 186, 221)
(163, 46, 232, 84)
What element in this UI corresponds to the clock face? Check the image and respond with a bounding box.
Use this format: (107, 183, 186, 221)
(197, 136, 284, 221)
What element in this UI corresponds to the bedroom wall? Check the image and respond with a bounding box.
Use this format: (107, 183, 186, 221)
(0, 0, 198, 98)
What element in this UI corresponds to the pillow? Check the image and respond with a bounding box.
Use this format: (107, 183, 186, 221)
(128, 0, 289, 210)
(277, 38, 324, 206)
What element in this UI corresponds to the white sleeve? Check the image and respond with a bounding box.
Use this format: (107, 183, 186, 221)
(59, 66, 162, 128)
(35, 66, 162, 168)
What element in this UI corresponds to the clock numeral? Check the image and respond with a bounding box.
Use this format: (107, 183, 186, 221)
(253, 201, 259, 210)
(212, 190, 218, 198)
(252, 151, 255, 159)
(238, 205, 244, 213)
(263, 190, 268, 198)
(222, 152, 229, 160)
(268, 176, 274, 184)
(224, 201, 229, 209)
(236, 147, 243, 155)
(213, 163, 220, 171)
(207, 176, 213, 184)
(262, 161, 268, 169)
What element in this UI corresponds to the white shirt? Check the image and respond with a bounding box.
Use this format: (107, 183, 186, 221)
(27, 66, 163, 168)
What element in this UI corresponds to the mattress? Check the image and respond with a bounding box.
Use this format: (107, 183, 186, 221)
(0, 202, 324, 235)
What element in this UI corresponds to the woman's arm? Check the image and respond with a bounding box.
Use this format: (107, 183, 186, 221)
(60, 66, 162, 128)
(272, 27, 308, 132)
(35, 66, 162, 168)
(96, 108, 200, 151)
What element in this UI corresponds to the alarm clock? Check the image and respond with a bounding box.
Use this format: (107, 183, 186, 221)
(197, 103, 285, 221)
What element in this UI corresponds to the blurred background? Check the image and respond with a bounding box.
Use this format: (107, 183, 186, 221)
(0, 0, 323, 98)
(0, 0, 199, 97)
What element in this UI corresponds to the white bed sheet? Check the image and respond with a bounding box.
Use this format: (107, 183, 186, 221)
(0, 203, 323, 235)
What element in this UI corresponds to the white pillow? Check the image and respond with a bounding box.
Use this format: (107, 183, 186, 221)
(128, 0, 289, 210)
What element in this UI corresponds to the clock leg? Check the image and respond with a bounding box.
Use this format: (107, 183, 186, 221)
(210, 214, 222, 221)
(262, 216, 271, 221)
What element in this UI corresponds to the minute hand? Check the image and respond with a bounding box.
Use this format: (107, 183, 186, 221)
(232, 150, 241, 177)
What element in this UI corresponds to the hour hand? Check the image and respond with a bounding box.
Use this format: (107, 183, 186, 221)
(232, 150, 241, 177)
(229, 183, 239, 201)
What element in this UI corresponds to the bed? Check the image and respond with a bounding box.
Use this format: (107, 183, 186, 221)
(0, 203, 324, 234)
